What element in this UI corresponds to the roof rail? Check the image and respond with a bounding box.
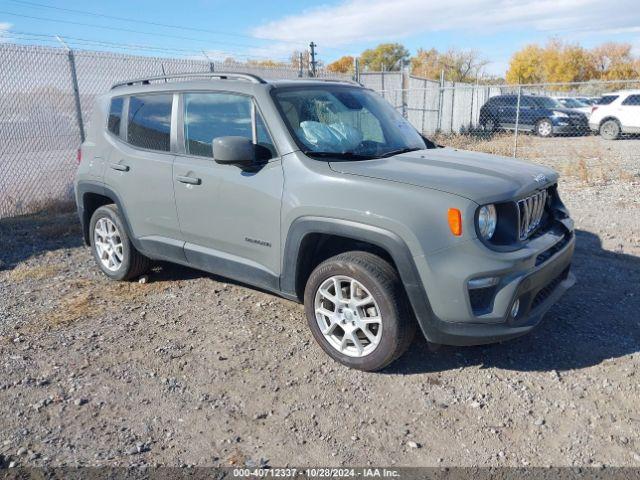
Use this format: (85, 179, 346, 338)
(309, 78, 362, 86)
(111, 72, 266, 90)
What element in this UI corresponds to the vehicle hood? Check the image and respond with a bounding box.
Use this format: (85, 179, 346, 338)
(329, 147, 558, 205)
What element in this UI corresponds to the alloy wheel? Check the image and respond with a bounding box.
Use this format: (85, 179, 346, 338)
(314, 275, 383, 358)
(93, 217, 124, 271)
(537, 120, 552, 137)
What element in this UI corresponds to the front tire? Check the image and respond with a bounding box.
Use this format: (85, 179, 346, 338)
(599, 119, 621, 140)
(89, 205, 150, 281)
(304, 251, 416, 371)
(536, 119, 553, 137)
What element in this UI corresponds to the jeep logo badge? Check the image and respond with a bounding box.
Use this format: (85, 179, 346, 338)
(533, 174, 547, 184)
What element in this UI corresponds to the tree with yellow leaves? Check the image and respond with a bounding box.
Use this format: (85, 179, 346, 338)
(506, 40, 638, 84)
(327, 56, 355, 74)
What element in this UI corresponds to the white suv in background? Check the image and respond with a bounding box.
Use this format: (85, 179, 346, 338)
(589, 90, 640, 140)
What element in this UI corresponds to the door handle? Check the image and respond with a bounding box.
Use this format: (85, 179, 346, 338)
(110, 163, 129, 172)
(176, 175, 201, 185)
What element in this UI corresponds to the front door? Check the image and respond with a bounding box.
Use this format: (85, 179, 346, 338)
(173, 92, 283, 290)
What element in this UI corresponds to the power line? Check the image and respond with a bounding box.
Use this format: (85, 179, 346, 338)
(0, 9, 290, 52)
(4, 30, 292, 61)
(5, 0, 339, 50)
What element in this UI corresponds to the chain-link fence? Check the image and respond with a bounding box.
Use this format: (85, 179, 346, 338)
(1, 42, 639, 218)
(0, 43, 352, 218)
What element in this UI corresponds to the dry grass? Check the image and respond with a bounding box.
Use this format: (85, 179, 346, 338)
(433, 132, 525, 157)
(49, 289, 97, 327)
(36, 219, 81, 240)
(46, 278, 170, 327)
(435, 133, 639, 186)
(9, 264, 59, 281)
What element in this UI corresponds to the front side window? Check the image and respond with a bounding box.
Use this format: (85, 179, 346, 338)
(273, 86, 431, 159)
(107, 97, 123, 136)
(183, 93, 275, 159)
(127, 94, 173, 152)
(622, 94, 640, 106)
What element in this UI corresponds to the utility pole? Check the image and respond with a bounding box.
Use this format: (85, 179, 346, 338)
(309, 41, 317, 77)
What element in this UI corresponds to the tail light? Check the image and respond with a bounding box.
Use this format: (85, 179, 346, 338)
(76, 147, 82, 164)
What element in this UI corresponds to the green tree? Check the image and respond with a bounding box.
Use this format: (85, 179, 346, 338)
(360, 43, 409, 71)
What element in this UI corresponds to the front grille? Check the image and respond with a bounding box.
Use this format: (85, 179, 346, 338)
(531, 267, 570, 310)
(517, 189, 548, 240)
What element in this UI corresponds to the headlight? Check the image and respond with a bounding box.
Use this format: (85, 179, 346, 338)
(478, 204, 497, 240)
(552, 111, 569, 118)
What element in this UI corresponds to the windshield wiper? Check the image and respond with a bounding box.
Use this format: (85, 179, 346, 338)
(303, 151, 376, 160)
(378, 147, 422, 158)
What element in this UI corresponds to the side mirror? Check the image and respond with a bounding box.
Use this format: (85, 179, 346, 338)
(213, 136, 255, 166)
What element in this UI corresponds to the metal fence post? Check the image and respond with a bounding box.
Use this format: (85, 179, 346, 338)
(437, 70, 444, 132)
(450, 81, 456, 134)
(420, 78, 427, 134)
(513, 85, 522, 157)
(401, 63, 408, 119)
(353, 57, 360, 83)
(66, 47, 85, 143)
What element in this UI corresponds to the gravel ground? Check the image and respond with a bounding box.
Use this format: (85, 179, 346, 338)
(1, 137, 639, 468)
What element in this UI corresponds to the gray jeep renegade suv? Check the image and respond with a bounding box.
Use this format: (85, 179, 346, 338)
(75, 72, 575, 371)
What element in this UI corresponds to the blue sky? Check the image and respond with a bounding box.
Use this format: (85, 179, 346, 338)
(1, 0, 639, 76)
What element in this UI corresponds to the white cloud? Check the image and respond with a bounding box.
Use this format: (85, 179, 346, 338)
(0, 22, 12, 42)
(251, 0, 640, 47)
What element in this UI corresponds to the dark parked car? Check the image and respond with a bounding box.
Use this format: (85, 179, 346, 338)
(479, 94, 589, 137)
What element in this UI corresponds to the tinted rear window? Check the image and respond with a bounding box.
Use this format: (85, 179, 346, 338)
(597, 95, 618, 105)
(127, 94, 172, 151)
(107, 98, 123, 136)
(622, 94, 640, 106)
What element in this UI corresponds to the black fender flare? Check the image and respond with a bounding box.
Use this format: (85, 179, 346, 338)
(75, 181, 142, 252)
(281, 216, 436, 340)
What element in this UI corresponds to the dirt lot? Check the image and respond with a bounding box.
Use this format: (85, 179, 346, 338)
(1, 136, 639, 468)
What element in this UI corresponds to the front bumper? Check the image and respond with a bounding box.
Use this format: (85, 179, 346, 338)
(411, 218, 575, 346)
(552, 121, 589, 135)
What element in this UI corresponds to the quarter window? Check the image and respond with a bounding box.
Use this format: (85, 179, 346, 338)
(183, 93, 275, 159)
(107, 97, 123, 136)
(127, 94, 173, 152)
(622, 94, 640, 106)
(597, 95, 618, 105)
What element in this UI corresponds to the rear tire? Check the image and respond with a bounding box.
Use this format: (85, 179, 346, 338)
(89, 205, 150, 281)
(536, 119, 553, 137)
(599, 119, 621, 140)
(481, 116, 496, 134)
(304, 251, 416, 371)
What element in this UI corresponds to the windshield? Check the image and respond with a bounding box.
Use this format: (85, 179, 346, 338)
(272, 86, 431, 159)
(532, 96, 564, 109)
(558, 98, 588, 108)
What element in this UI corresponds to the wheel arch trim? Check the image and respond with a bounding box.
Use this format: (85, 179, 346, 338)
(75, 180, 141, 251)
(281, 216, 436, 339)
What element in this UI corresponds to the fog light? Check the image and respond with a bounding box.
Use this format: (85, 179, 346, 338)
(510, 299, 520, 318)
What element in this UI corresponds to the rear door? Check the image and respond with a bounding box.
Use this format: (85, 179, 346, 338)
(173, 91, 283, 288)
(104, 93, 183, 258)
(620, 94, 640, 130)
